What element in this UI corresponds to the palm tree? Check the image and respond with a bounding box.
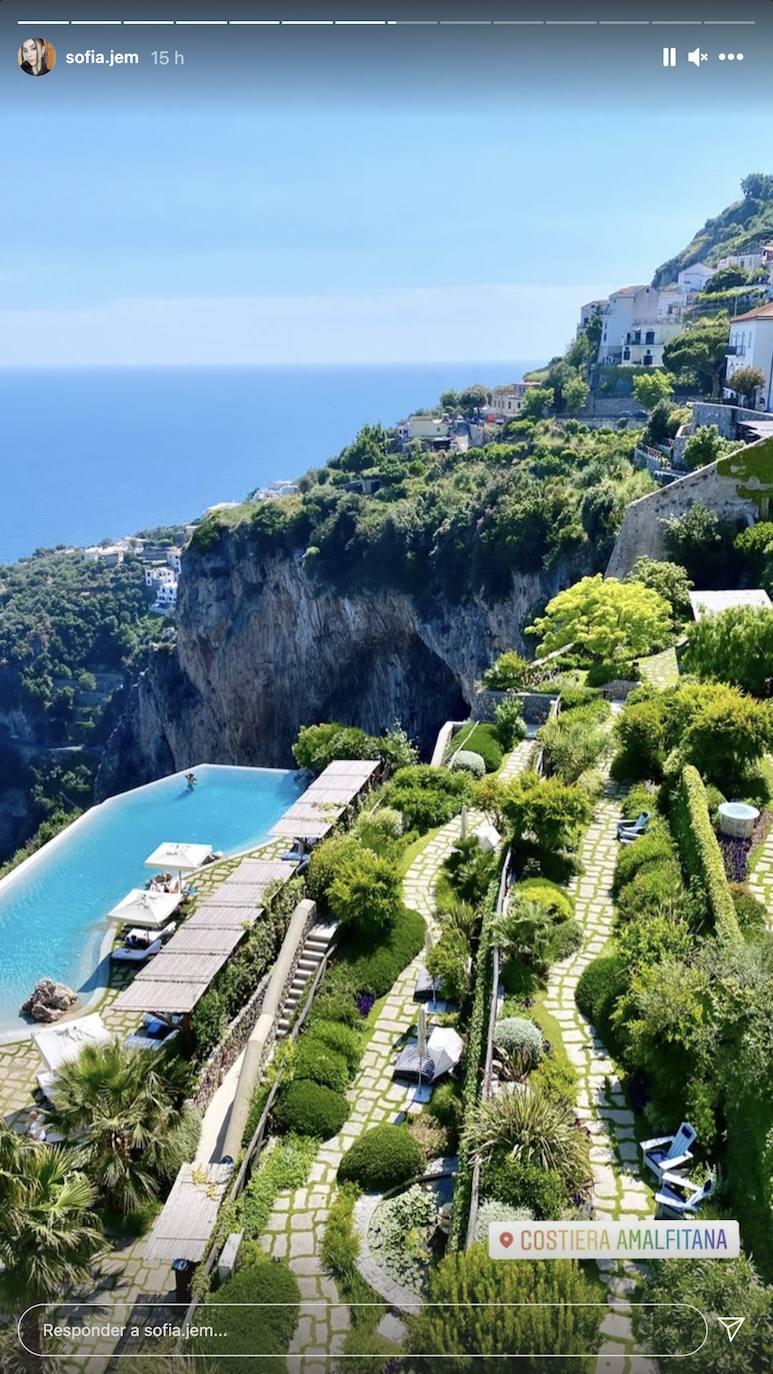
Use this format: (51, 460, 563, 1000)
(0, 1124, 103, 1361)
(43, 1042, 195, 1213)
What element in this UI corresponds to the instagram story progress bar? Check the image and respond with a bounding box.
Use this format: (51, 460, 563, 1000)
(12, 16, 762, 27)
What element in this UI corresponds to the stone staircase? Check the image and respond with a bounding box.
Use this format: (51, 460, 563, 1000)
(276, 922, 337, 1038)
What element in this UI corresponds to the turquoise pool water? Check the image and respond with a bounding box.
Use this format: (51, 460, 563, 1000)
(0, 764, 300, 1034)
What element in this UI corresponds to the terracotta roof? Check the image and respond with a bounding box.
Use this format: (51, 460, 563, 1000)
(731, 302, 773, 322)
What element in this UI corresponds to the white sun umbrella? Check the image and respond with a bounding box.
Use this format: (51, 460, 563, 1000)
(107, 888, 183, 930)
(414, 1007, 432, 1103)
(427, 1026, 464, 1080)
(144, 842, 213, 885)
(33, 1013, 114, 1073)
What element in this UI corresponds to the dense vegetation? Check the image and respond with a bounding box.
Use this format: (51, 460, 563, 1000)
(652, 172, 773, 287)
(189, 418, 652, 598)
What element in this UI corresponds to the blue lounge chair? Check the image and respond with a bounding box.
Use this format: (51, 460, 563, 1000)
(617, 811, 650, 841)
(640, 1121, 697, 1180)
(655, 1171, 714, 1218)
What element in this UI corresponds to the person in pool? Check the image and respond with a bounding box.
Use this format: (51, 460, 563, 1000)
(20, 37, 53, 76)
(185, 772, 197, 790)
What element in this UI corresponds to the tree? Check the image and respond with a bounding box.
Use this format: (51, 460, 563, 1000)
(679, 682, 772, 782)
(527, 575, 671, 665)
(628, 557, 693, 620)
(633, 1255, 773, 1374)
(683, 605, 773, 697)
(460, 384, 490, 416)
(663, 317, 729, 397)
(520, 387, 554, 420)
(44, 1043, 195, 1213)
(482, 651, 529, 690)
(664, 504, 738, 586)
(561, 375, 589, 412)
(683, 424, 726, 470)
(728, 365, 766, 406)
(703, 264, 749, 293)
(632, 370, 673, 410)
(0, 1127, 104, 1358)
(439, 389, 461, 412)
(426, 927, 471, 1003)
(501, 772, 592, 855)
(735, 521, 773, 582)
(328, 848, 402, 934)
(741, 172, 773, 200)
(408, 1248, 602, 1371)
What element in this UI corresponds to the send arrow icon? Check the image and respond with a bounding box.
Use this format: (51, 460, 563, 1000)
(717, 1316, 745, 1342)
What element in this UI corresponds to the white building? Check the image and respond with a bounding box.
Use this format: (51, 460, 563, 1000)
(677, 262, 715, 294)
(83, 544, 126, 567)
(576, 299, 608, 335)
(717, 250, 766, 273)
(152, 583, 178, 613)
(598, 284, 685, 368)
(725, 302, 773, 410)
(489, 381, 537, 418)
(396, 415, 450, 443)
(166, 547, 183, 574)
(144, 566, 176, 590)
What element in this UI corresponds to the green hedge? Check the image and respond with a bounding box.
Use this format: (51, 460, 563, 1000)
(273, 1080, 350, 1139)
(670, 766, 741, 943)
(337, 904, 425, 997)
(337, 1123, 426, 1192)
(449, 722, 503, 773)
(447, 875, 499, 1250)
(189, 1257, 299, 1366)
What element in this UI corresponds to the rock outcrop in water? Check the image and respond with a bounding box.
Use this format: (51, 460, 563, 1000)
(21, 977, 79, 1023)
(97, 527, 589, 796)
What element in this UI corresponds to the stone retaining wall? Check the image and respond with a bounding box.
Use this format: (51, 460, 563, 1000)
(470, 688, 558, 724)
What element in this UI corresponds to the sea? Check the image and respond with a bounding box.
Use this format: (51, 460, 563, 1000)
(0, 364, 540, 564)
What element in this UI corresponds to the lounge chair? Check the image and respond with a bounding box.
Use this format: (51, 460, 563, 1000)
(112, 935, 163, 964)
(640, 1121, 697, 1180)
(617, 811, 650, 841)
(655, 1171, 714, 1218)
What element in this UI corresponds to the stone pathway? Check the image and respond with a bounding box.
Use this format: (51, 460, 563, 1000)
(499, 736, 537, 781)
(261, 812, 482, 1371)
(748, 815, 773, 927)
(638, 646, 679, 688)
(543, 781, 654, 1374)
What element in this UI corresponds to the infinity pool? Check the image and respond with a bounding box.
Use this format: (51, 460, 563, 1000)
(0, 764, 300, 1034)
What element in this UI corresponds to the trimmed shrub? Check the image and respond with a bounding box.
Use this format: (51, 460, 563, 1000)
(549, 919, 583, 961)
(613, 699, 665, 780)
(354, 806, 404, 854)
(531, 1048, 578, 1110)
(615, 858, 685, 924)
(380, 765, 471, 833)
(450, 749, 486, 778)
(426, 927, 471, 1003)
(273, 1080, 350, 1139)
(292, 1038, 350, 1092)
(454, 723, 504, 773)
(338, 905, 425, 998)
(480, 1157, 569, 1219)
(494, 1017, 544, 1070)
(558, 685, 601, 712)
(329, 849, 402, 935)
(189, 1258, 299, 1365)
(612, 823, 677, 898)
(308, 1020, 362, 1073)
(309, 990, 361, 1028)
(512, 877, 574, 920)
(575, 954, 627, 1044)
(620, 783, 657, 822)
(670, 765, 742, 942)
(338, 1124, 426, 1192)
(307, 834, 361, 906)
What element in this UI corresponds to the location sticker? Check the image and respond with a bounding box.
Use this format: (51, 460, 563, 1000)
(499, 1231, 513, 1250)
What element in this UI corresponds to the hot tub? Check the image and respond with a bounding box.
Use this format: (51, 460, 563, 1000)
(717, 801, 760, 840)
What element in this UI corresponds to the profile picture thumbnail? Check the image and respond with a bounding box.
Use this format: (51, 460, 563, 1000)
(18, 37, 56, 77)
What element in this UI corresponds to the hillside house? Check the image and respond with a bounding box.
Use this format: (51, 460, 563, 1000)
(598, 285, 686, 367)
(725, 302, 773, 410)
(677, 263, 715, 294)
(489, 381, 537, 417)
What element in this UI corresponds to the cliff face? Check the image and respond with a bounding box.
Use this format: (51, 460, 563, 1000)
(97, 530, 588, 796)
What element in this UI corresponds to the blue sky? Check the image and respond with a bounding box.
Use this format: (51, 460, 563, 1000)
(2, 20, 773, 365)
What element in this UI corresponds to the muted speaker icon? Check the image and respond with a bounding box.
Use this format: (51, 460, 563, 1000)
(688, 47, 708, 66)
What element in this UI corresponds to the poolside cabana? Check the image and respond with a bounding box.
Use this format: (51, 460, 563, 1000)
(144, 1161, 232, 1297)
(269, 759, 379, 843)
(33, 1013, 114, 1098)
(106, 887, 183, 930)
(144, 841, 213, 884)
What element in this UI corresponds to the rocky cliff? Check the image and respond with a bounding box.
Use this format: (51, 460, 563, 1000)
(97, 528, 588, 795)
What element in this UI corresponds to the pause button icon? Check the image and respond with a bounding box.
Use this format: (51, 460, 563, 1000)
(662, 46, 677, 67)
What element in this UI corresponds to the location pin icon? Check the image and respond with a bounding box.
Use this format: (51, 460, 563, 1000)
(500, 1231, 513, 1249)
